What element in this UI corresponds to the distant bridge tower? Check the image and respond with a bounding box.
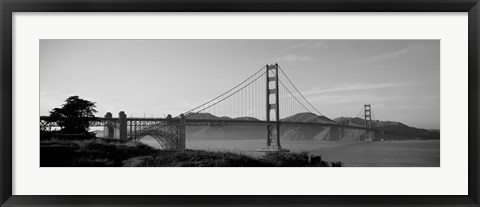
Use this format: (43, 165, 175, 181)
(364, 104, 374, 141)
(258, 63, 289, 152)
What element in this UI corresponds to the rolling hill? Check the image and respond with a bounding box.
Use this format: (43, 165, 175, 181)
(184, 112, 440, 141)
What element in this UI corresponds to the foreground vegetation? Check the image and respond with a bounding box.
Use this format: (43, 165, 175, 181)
(40, 96, 343, 167)
(41, 138, 342, 167)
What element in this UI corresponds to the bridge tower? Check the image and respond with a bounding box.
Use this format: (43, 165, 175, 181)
(258, 63, 289, 152)
(364, 104, 374, 141)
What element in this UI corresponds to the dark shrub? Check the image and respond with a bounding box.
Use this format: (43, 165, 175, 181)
(330, 161, 344, 167)
(261, 151, 333, 167)
(41, 138, 343, 167)
(40, 138, 157, 167)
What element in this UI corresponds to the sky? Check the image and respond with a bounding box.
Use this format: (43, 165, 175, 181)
(40, 40, 440, 129)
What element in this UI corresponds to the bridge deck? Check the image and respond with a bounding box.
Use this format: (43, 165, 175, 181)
(184, 119, 371, 131)
(40, 116, 374, 131)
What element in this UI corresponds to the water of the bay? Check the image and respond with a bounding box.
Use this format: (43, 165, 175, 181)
(140, 138, 440, 167)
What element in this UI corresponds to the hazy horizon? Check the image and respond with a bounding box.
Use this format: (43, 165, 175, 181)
(40, 40, 440, 129)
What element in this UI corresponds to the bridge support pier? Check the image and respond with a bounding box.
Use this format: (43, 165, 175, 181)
(177, 114, 186, 151)
(103, 112, 114, 139)
(119, 111, 127, 140)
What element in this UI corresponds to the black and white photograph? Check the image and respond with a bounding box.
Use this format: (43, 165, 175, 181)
(39, 39, 440, 167)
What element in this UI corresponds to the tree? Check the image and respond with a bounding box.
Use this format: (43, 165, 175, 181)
(48, 96, 98, 134)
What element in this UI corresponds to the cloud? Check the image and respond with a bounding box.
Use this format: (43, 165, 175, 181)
(310, 41, 329, 48)
(277, 54, 316, 62)
(279, 83, 417, 105)
(40, 89, 63, 97)
(355, 43, 438, 64)
(391, 105, 431, 109)
(281, 41, 328, 51)
(356, 48, 409, 63)
(303, 82, 415, 95)
(306, 95, 438, 105)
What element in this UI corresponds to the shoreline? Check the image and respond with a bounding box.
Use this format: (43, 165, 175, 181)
(40, 138, 343, 167)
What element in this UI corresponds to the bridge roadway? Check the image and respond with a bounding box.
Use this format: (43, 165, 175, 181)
(184, 118, 374, 131)
(40, 116, 376, 132)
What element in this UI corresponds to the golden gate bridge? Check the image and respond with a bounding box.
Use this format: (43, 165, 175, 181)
(40, 64, 379, 152)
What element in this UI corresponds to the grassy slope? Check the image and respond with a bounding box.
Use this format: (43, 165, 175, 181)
(40, 138, 342, 167)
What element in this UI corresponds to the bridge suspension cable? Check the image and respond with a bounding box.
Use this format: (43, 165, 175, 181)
(130, 66, 268, 138)
(124, 64, 386, 144)
(355, 106, 364, 119)
(183, 65, 268, 120)
(193, 71, 266, 116)
(371, 107, 377, 121)
(135, 64, 329, 136)
(277, 77, 314, 117)
(183, 65, 267, 118)
(277, 66, 324, 117)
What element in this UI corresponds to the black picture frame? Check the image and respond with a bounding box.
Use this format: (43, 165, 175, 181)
(1, 0, 479, 206)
